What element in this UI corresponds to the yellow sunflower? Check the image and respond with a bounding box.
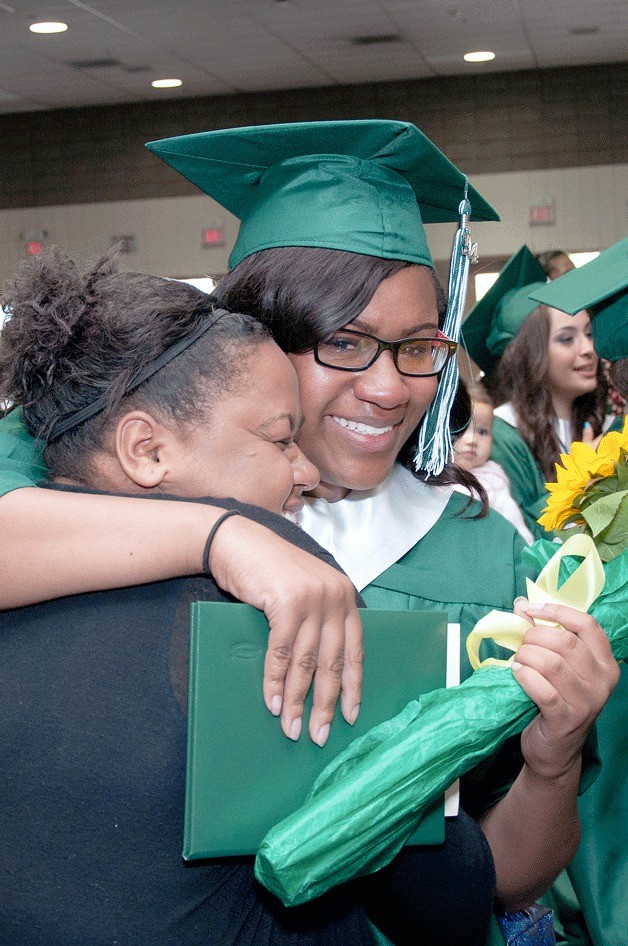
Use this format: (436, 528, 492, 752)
(538, 483, 582, 531)
(538, 418, 628, 532)
(596, 416, 628, 465)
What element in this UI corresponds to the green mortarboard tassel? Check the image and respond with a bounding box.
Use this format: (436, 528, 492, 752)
(414, 183, 478, 475)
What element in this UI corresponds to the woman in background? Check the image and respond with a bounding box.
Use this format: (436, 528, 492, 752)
(536, 249, 575, 281)
(463, 245, 608, 540)
(528, 240, 627, 946)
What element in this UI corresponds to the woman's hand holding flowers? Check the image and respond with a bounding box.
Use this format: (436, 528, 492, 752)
(512, 599, 619, 782)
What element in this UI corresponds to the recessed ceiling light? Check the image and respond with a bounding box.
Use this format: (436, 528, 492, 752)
(151, 78, 183, 88)
(463, 51, 495, 63)
(30, 21, 68, 34)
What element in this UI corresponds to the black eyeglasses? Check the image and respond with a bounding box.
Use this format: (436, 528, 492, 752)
(314, 329, 458, 377)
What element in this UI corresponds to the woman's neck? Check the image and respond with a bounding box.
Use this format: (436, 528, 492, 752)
(550, 392, 575, 422)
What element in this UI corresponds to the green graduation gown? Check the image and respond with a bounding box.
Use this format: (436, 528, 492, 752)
(490, 416, 551, 542)
(545, 666, 627, 946)
(361, 491, 527, 679)
(361, 496, 530, 946)
(0, 407, 47, 494)
(485, 415, 626, 946)
(299, 467, 600, 946)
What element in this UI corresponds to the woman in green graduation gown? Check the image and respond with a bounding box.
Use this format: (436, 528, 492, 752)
(527, 240, 628, 946)
(462, 245, 609, 541)
(0, 121, 619, 946)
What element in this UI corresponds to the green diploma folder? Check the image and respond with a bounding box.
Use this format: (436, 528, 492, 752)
(184, 603, 450, 859)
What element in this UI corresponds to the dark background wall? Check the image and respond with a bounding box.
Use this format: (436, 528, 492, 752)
(2, 61, 626, 210)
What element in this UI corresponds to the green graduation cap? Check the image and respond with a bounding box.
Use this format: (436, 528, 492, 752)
(146, 120, 499, 476)
(462, 245, 547, 375)
(529, 238, 628, 361)
(146, 120, 499, 269)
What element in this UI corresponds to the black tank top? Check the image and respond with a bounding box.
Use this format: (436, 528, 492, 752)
(0, 494, 374, 946)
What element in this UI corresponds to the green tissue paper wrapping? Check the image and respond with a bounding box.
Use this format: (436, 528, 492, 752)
(255, 542, 628, 907)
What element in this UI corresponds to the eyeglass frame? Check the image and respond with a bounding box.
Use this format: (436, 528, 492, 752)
(313, 328, 459, 377)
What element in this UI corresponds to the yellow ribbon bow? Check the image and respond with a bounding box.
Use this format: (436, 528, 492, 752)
(466, 534, 606, 670)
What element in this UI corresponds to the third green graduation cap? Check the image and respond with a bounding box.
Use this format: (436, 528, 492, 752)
(529, 238, 628, 361)
(462, 245, 547, 375)
(146, 120, 499, 269)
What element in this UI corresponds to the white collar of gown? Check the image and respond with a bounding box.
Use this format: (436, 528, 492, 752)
(494, 401, 575, 450)
(295, 464, 453, 592)
(493, 401, 517, 427)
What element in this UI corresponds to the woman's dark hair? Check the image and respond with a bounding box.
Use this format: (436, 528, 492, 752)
(494, 305, 608, 480)
(0, 247, 270, 484)
(217, 246, 488, 513)
(216, 246, 424, 353)
(608, 358, 628, 402)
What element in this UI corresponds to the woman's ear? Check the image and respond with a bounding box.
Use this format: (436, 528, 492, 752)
(114, 411, 176, 489)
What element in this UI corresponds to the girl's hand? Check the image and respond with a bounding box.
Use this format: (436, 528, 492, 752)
(209, 515, 363, 748)
(512, 599, 619, 780)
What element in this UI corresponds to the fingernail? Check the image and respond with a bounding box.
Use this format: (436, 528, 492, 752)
(270, 695, 282, 716)
(583, 421, 591, 429)
(513, 596, 528, 607)
(289, 717, 302, 741)
(511, 661, 522, 671)
(526, 604, 545, 613)
(349, 703, 360, 725)
(315, 724, 330, 747)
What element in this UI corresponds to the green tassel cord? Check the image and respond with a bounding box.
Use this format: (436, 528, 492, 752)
(414, 183, 478, 475)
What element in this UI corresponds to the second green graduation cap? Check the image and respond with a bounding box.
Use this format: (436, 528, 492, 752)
(462, 245, 547, 375)
(146, 120, 499, 269)
(529, 238, 628, 361)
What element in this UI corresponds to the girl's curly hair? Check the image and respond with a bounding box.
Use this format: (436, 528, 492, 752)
(0, 246, 269, 484)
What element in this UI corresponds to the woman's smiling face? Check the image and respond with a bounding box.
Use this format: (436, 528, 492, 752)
(546, 306, 598, 410)
(288, 265, 440, 502)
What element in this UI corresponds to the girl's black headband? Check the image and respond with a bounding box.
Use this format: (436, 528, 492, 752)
(46, 308, 228, 443)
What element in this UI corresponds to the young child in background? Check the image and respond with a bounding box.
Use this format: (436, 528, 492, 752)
(454, 383, 534, 543)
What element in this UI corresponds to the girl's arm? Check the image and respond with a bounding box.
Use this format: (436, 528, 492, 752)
(1, 487, 363, 746)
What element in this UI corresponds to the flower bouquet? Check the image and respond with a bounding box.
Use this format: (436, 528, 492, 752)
(254, 423, 628, 908)
(537, 418, 628, 561)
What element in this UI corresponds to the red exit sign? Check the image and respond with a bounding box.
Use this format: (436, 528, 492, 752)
(202, 226, 225, 246)
(24, 241, 45, 255)
(529, 199, 556, 226)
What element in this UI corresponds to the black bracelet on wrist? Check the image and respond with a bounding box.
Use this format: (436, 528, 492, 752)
(202, 510, 242, 576)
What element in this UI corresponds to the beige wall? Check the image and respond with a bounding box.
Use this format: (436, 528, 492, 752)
(2, 62, 624, 283)
(3, 63, 625, 213)
(427, 163, 628, 262)
(1, 162, 625, 284)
